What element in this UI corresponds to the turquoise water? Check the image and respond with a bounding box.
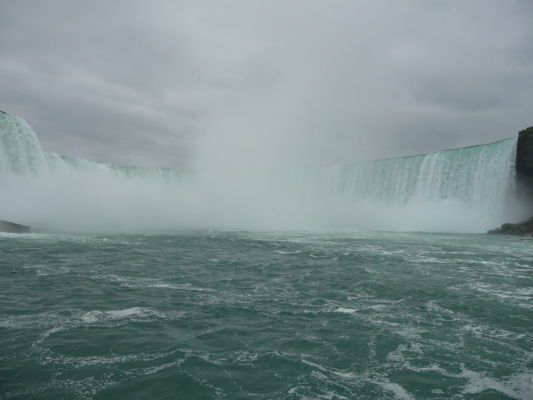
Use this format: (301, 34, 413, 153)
(1, 231, 532, 399)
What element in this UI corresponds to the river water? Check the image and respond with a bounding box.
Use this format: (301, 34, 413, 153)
(1, 231, 531, 399)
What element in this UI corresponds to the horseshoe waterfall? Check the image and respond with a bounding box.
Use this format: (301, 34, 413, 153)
(0, 111, 529, 233)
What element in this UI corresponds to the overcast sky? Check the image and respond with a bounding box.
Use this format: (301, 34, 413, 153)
(1, 0, 532, 168)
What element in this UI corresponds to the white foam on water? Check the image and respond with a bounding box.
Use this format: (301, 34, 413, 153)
(81, 307, 161, 323)
(425, 300, 453, 314)
(468, 282, 533, 309)
(373, 380, 415, 400)
(53, 376, 117, 400)
(330, 368, 415, 400)
(274, 249, 303, 255)
(335, 307, 358, 314)
(95, 274, 211, 292)
(58, 347, 185, 370)
(461, 369, 533, 400)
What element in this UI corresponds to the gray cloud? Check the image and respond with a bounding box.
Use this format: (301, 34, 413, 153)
(1, 0, 532, 168)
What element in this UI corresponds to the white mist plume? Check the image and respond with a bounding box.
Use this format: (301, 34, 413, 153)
(1, 111, 529, 234)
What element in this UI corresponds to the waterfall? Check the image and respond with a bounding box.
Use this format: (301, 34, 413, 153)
(0, 113, 50, 174)
(0, 112, 187, 179)
(310, 138, 517, 209)
(300, 138, 521, 231)
(0, 111, 524, 232)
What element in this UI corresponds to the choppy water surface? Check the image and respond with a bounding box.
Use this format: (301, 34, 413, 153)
(1, 231, 532, 399)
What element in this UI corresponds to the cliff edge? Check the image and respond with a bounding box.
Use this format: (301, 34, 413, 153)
(516, 127, 533, 200)
(0, 220, 32, 233)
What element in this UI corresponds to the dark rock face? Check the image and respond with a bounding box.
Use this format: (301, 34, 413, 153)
(488, 217, 533, 236)
(0, 220, 31, 233)
(516, 127, 533, 202)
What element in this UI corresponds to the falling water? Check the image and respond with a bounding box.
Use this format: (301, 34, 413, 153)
(0, 112, 523, 232)
(309, 138, 517, 211)
(0, 112, 186, 179)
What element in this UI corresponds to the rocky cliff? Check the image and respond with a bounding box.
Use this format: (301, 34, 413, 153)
(0, 220, 31, 233)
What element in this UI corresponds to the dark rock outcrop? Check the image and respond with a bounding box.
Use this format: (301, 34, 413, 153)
(488, 217, 533, 236)
(0, 220, 31, 233)
(516, 127, 533, 201)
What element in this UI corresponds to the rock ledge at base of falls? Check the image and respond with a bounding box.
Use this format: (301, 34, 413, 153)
(0, 220, 32, 233)
(488, 217, 533, 236)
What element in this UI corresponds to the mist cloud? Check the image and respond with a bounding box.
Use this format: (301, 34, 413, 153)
(1, 0, 532, 168)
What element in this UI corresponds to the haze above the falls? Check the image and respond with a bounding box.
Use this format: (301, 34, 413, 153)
(1, 0, 533, 170)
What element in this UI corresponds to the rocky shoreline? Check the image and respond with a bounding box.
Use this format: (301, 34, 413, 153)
(488, 217, 533, 236)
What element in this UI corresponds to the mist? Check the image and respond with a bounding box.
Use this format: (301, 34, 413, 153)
(1, 109, 528, 234)
(1, 1, 532, 233)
